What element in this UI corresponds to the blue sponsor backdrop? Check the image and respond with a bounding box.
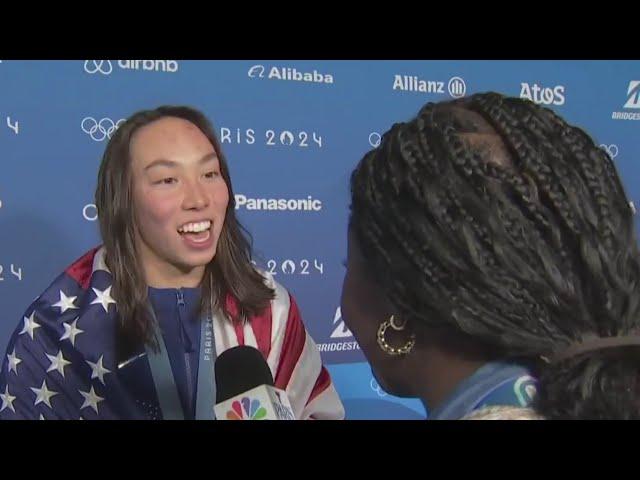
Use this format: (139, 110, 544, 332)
(1, 60, 638, 419)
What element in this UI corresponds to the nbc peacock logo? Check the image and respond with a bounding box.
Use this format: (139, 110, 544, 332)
(226, 397, 268, 420)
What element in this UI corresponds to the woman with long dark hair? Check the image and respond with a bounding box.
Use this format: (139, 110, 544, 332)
(0, 106, 344, 420)
(341, 93, 640, 419)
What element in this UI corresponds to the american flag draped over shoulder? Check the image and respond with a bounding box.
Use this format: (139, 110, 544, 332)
(0, 247, 345, 420)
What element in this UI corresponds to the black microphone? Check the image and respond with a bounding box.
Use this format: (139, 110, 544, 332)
(214, 346, 295, 420)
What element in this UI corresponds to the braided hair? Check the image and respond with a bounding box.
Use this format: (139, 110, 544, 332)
(349, 92, 640, 419)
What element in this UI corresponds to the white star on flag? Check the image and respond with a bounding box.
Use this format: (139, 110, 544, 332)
(52, 290, 78, 314)
(46, 350, 72, 378)
(79, 386, 104, 414)
(0, 386, 16, 413)
(7, 348, 22, 374)
(19, 312, 40, 340)
(60, 318, 84, 347)
(31, 380, 58, 409)
(90, 286, 116, 313)
(87, 355, 111, 385)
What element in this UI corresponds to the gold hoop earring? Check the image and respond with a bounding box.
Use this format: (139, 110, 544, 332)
(377, 315, 415, 356)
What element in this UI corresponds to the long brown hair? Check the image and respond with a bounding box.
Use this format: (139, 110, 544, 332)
(95, 106, 274, 355)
